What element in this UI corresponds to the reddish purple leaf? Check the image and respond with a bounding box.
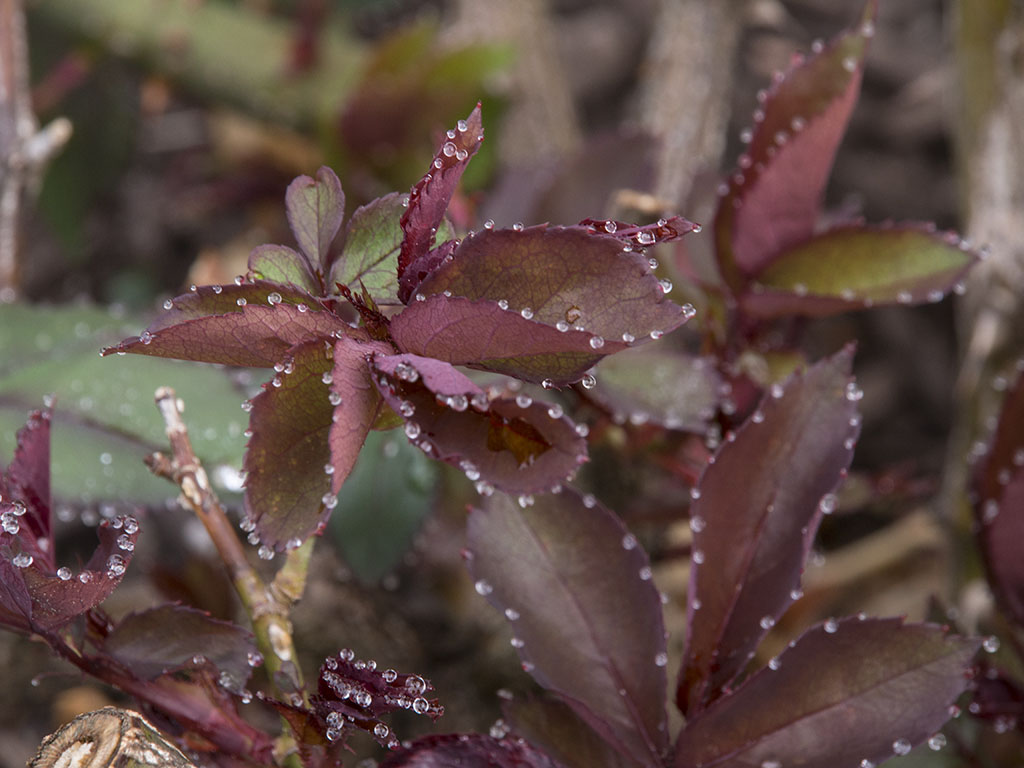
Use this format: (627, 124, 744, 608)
(285, 166, 345, 273)
(678, 346, 860, 716)
(244, 339, 338, 549)
(248, 244, 319, 293)
(105, 302, 349, 367)
(674, 618, 980, 768)
(327, 336, 394, 496)
(0, 541, 34, 633)
(391, 295, 609, 386)
(411, 225, 689, 347)
(742, 224, 979, 318)
(974, 361, 1024, 627)
(579, 215, 700, 246)
(314, 649, 443, 750)
(3, 406, 51, 544)
(715, 1, 876, 285)
(502, 694, 635, 768)
(381, 733, 562, 768)
(101, 604, 256, 685)
(397, 104, 484, 303)
(149, 281, 325, 329)
(467, 490, 669, 767)
(371, 354, 587, 494)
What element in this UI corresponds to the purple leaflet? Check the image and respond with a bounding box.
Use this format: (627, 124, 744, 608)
(314, 649, 442, 750)
(467, 490, 669, 767)
(674, 618, 980, 768)
(371, 354, 587, 494)
(742, 224, 979, 318)
(578, 215, 700, 246)
(974, 360, 1024, 627)
(397, 104, 484, 303)
(104, 302, 349, 367)
(285, 166, 346, 275)
(390, 295, 609, 386)
(100, 604, 256, 685)
(714, 1, 877, 287)
(410, 225, 689, 345)
(380, 733, 562, 768)
(678, 346, 860, 716)
(0, 408, 139, 634)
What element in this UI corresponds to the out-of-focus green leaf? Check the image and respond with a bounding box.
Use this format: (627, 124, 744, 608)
(743, 225, 979, 318)
(0, 304, 248, 504)
(329, 430, 437, 584)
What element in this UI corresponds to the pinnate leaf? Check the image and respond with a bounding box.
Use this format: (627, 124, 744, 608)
(285, 166, 345, 273)
(101, 604, 255, 685)
(391, 295, 609, 386)
(674, 618, 980, 768)
(678, 346, 860, 715)
(371, 354, 586, 494)
(248, 244, 318, 293)
(973, 360, 1024, 627)
(743, 224, 979, 318)
(412, 225, 688, 346)
(397, 104, 484, 302)
(106, 302, 348, 367)
(381, 733, 561, 768)
(590, 347, 720, 432)
(467, 490, 669, 767)
(330, 192, 453, 306)
(715, 1, 876, 283)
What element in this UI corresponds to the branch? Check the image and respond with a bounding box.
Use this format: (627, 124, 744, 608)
(146, 387, 308, 701)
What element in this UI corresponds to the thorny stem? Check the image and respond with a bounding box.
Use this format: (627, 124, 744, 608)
(147, 386, 311, 765)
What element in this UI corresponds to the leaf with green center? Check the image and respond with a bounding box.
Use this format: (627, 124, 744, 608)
(330, 192, 453, 305)
(674, 618, 980, 768)
(715, 1, 876, 287)
(502, 694, 635, 768)
(380, 733, 560, 768)
(243, 340, 336, 548)
(247, 245, 318, 294)
(467, 490, 669, 766)
(105, 303, 349, 367)
(285, 166, 345, 274)
(973, 361, 1024, 627)
(101, 604, 255, 684)
(591, 347, 720, 432)
(412, 225, 688, 342)
(329, 430, 437, 584)
(391, 295, 609, 386)
(371, 354, 586, 494)
(742, 224, 979, 317)
(678, 346, 860, 716)
(397, 104, 484, 303)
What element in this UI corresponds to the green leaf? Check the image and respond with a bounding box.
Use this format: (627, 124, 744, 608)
(743, 224, 979, 318)
(329, 430, 437, 584)
(247, 245, 318, 293)
(330, 192, 453, 305)
(0, 304, 247, 504)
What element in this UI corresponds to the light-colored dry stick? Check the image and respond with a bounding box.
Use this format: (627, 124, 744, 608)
(146, 387, 308, 703)
(0, 0, 71, 301)
(637, 0, 743, 209)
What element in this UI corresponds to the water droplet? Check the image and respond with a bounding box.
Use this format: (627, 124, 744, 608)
(12, 552, 32, 568)
(655, 652, 668, 667)
(510, 637, 525, 649)
(589, 336, 605, 350)
(761, 760, 781, 768)
(515, 394, 532, 409)
(639, 566, 653, 581)
(236, 298, 247, 306)
(859, 760, 875, 768)
(928, 733, 946, 751)
(449, 394, 469, 412)
(107, 554, 126, 576)
(768, 656, 781, 670)
(163, 299, 174, 310)
(843, 56, 858, 73)
(267, 292, 282, 305)
(517, 494, 534, 508)
(692, 549, 705, 564)
(556, 320, 570, 332)
(759, 615, 775, 630)
(546, 403, 563, 419)
(512, 222, 524, 232)
(57, 566, 72, 581)
(845, 382, 863, 401)
(689, 515, 706, 533)
(520, 307, 533, 319)
(475, 579, 493, 596)
(819, 493, 837, 515)
(861, 20, 875, 37)
(824, 618, 839, 633)
(790, 587, 804, 600)
(504, 607, 520, 621)
(575, 423, 590, 437)
(983, 635, 1000, 653)
(404, 422, 421, 440)
(658, 279, 673, 294)
(328, 392, 343, 406)
(892, 739, 912, 756)
(257, 545, 274, 560)
(751, 410, 765, 424)
(581, 373, 596, 389)
(412, 697, 429, 714)
(622, 533, 638, 550)
(650, 329, 664, 340)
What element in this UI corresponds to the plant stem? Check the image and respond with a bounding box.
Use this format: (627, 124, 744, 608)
(147, 386, 310, 707)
